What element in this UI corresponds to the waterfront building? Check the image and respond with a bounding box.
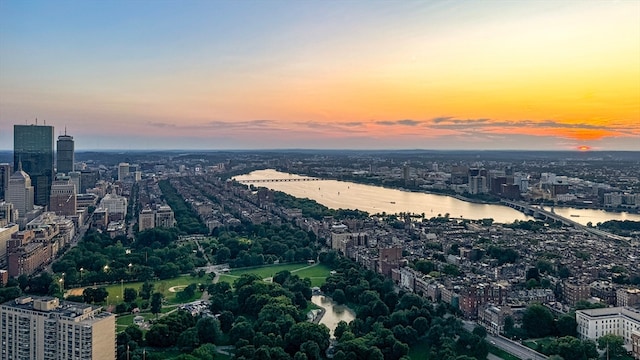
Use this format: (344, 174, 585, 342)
(14, 124, 55, 206)
(0, 296, 115, 360)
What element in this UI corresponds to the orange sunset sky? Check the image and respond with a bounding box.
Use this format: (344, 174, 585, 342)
(0, 1, 638, 150)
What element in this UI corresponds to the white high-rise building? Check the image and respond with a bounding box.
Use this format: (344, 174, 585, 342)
(7, 166, 34, 217)
(0, 296, 116, 360)
(117, 163, 129, 182)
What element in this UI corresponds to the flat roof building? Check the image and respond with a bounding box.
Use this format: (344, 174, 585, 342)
(576, 307, 640, 350)
(0, 296, 115, 360)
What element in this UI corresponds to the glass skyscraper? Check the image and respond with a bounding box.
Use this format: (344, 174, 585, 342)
(13, 124, 54, 206)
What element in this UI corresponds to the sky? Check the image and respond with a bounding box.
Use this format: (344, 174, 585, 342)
(1, 0, 639, 151)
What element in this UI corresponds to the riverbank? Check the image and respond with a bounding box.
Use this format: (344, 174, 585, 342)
(236, 169, 640, 225)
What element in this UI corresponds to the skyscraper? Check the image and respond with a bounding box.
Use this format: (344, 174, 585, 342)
(49, 178, 77, 216)
(56, 132, 75, 175)
(14, 124, 54, 207)
(7, 165, 34, 217)
(0, 163, 11, 201)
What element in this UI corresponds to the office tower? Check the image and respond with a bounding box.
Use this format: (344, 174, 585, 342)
(14, 124, 55, 206)
(155, 205, 175, 228)
(68, 171, 81, 194)
(138, 208, 155, 231)
(56, 132, 75, 175)
(0, 202, 17, 227)
(7, 165, 34, 217)
(0, 296, 116, 360)
(117, 162, 130, 181)
(80, 170, 98, 193)
(49, 179, 77, 216)
(0, 163, 11, 201)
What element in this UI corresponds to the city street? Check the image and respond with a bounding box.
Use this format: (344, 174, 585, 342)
(463, 321, 548, 360)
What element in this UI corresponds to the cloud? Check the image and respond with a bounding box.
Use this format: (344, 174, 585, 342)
(147, 122, 177, 128)
(375, 119, 423, 126)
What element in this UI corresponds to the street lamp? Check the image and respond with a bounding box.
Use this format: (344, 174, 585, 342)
(59, 273, 65, 296)
(79, 268, 84, 282)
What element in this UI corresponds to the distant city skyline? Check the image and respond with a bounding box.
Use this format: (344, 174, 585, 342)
(1, 1, 638, 151)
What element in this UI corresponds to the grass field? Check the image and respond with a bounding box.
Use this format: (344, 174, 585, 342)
(68, 263, 332, 308)
(217, 262, 332, 287)
(67, 274, 209, 306)
(116, 312, 156, 331)
(523, 337, 553, 353)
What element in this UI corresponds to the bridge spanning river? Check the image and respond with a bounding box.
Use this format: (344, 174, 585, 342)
(235, 178, 322, 183)
(501, 200, 629, 241)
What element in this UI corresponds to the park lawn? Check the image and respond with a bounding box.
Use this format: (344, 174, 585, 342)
(68, 274, 210, 306)
(116, 312, 155, 328)
(292, 263, 332, 287)
(227, 263, 314, 278)
(218, 263, 332, 287)
(523, 337, 554, 353)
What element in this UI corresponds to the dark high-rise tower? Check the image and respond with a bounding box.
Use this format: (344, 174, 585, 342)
(56, 132, 75, 175)
(0, 163, 11, 201)
(14, 124, 55, 206)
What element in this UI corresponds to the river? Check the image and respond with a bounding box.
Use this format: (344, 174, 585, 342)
(311, 295, 355, 337)
(234, 169, 640, 225)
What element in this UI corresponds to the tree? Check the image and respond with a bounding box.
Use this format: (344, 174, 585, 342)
(523, 304, 554, 338)
(124, 288, 137, 303)
(333, 289, 346, 305)
(145, 324, 172, 347)
(140, 281, 154, 300)
(177, 327, 200, 352)
(284, 322, 330, 356)
(151, 292, 163, 317)
(230, 320, 255, 346)
(196, 317, 221, 344)
(556, 314, 578, 337)
(191, 343, 217, 360)
(598, 334, 628, 360)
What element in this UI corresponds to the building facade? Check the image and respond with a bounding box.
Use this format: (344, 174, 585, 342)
(117, 163, 129, 182)
(14, 124, 55, 206)
(138, 208, 155, 231)
(155, 205, 175, 228)
(576, 307, 640, 348)
(0, 163, 11, 201)
(7, 167, 34, 217)
(56, 134, 75, 175)
(0, 224, 19, 266)
(49, 179, 77, 216)
(0, 296, 115, 360)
